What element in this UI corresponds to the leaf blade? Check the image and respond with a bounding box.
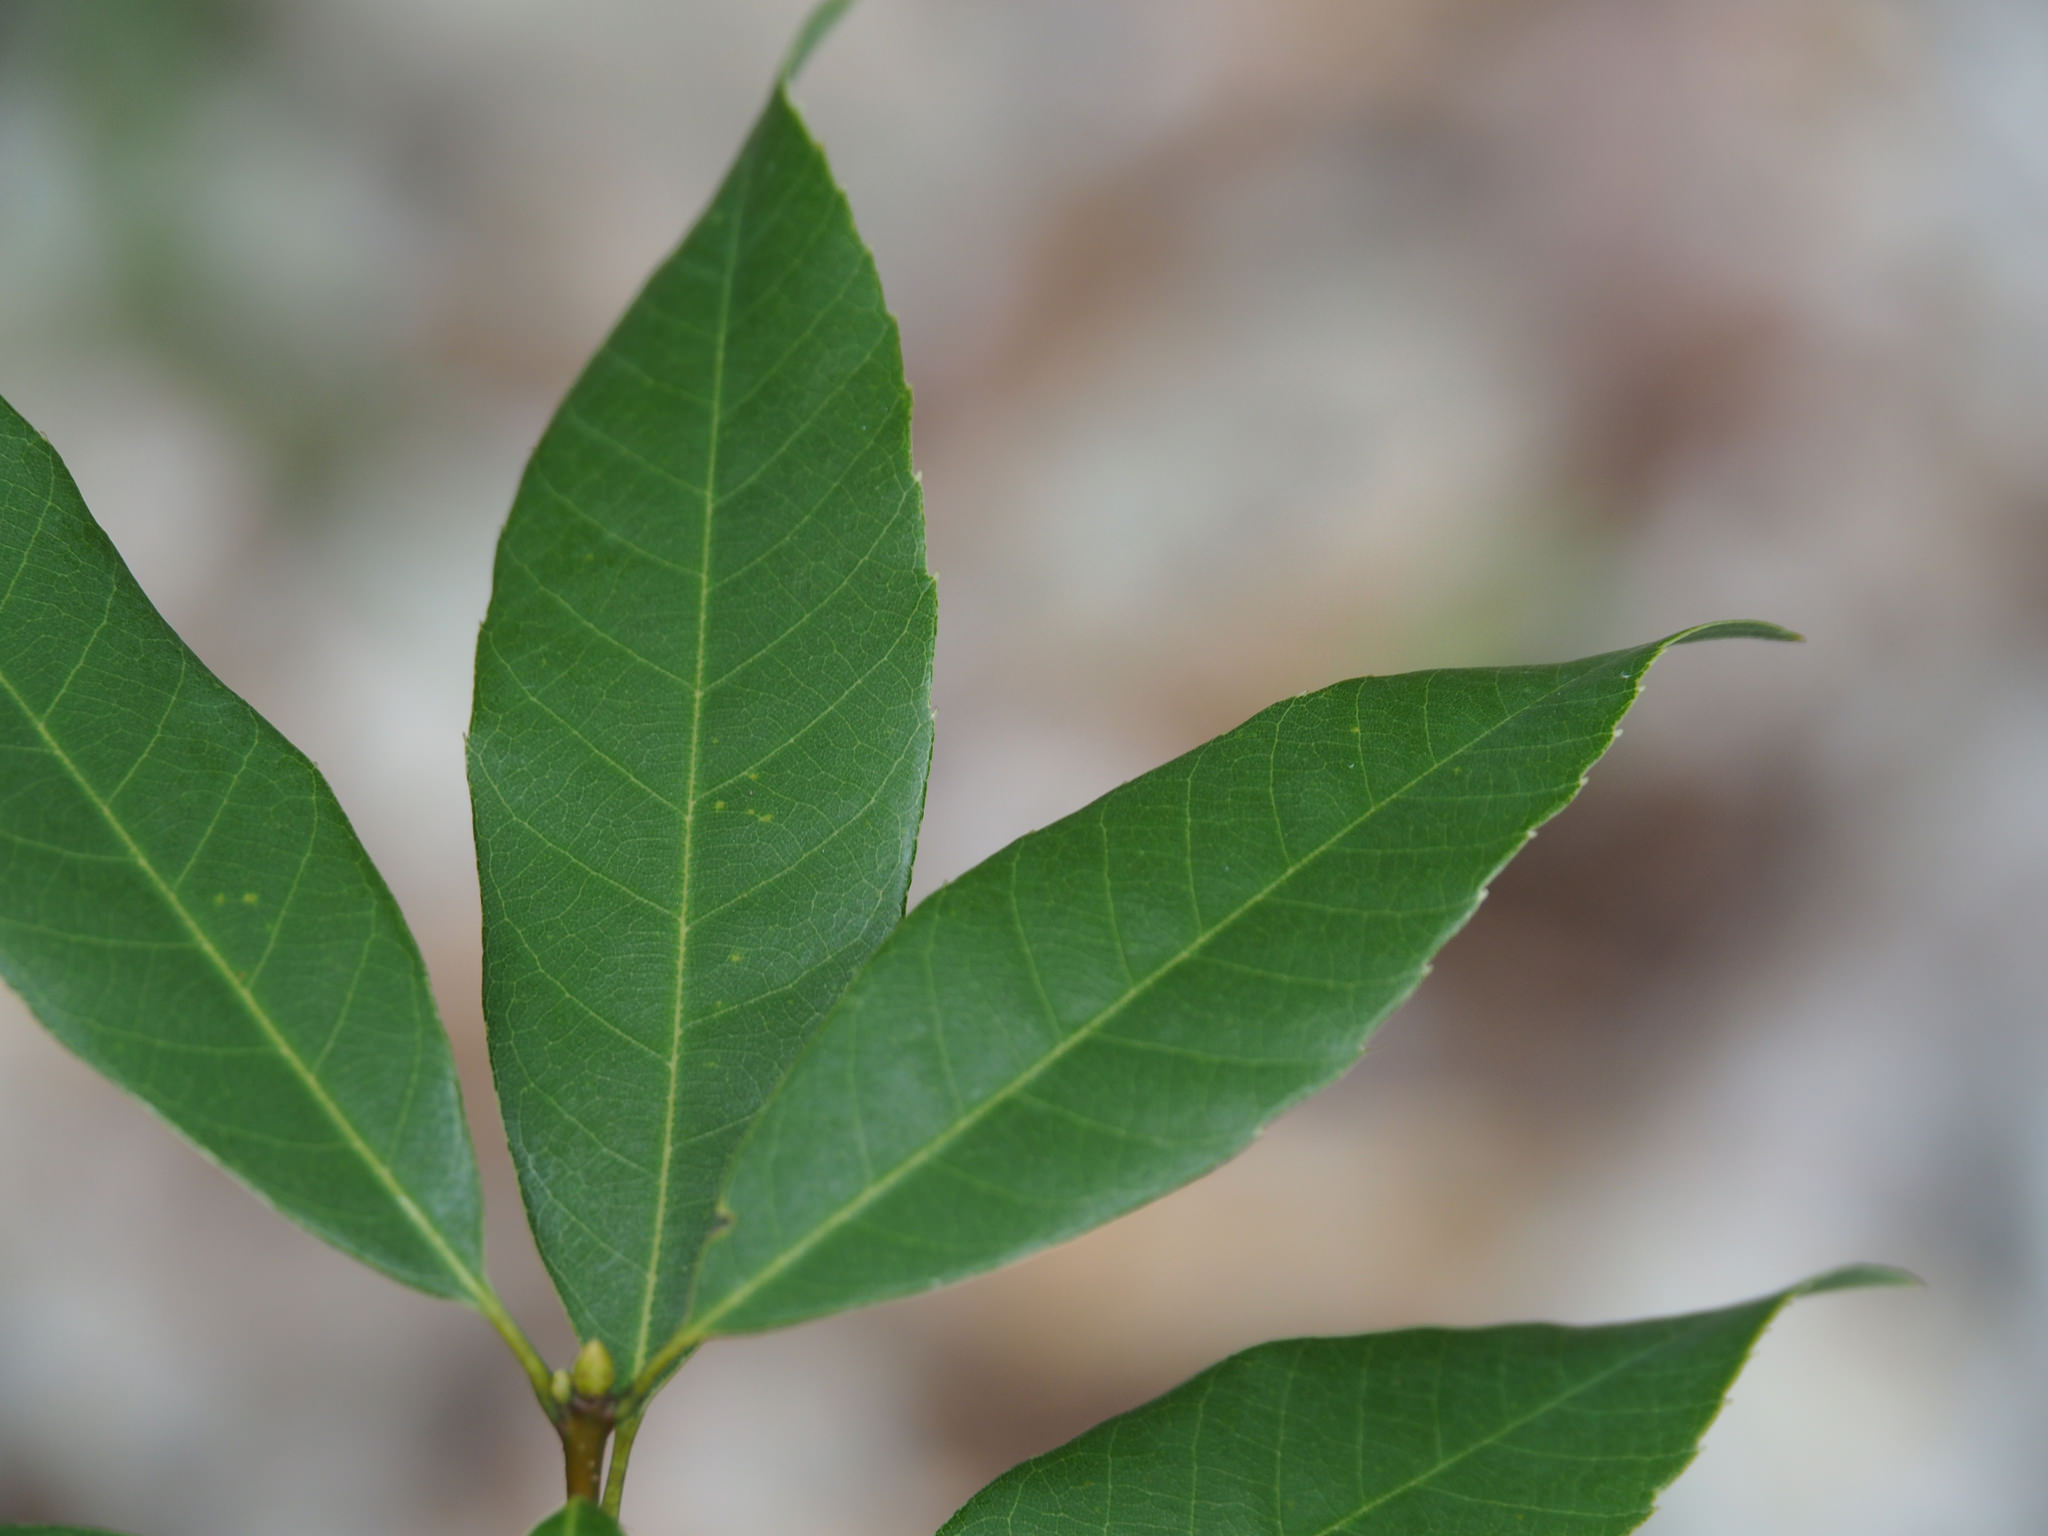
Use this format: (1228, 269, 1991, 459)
(939, 1267, 1909, 1536)
(685, 625, 1793, 1340)
(469, 83, 935, 1374)
(0, 398, 487, 1301)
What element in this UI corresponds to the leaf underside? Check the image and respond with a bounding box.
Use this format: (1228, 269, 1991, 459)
(0, 398, 486, 1300)
(525, 1501, 627, 1536)
(469, 82, 935, 1375)
(687, 622, 1796, 1339)
(939, 1267, 1908, 1536)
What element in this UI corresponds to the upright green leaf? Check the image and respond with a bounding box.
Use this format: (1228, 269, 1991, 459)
(0, 398, 487, 1300)
(525, 1502, 626, 1536)
(468, 78, 936, 1375)
(681, 623, 1794, 1344)
(939, 1267, 1908, 1536)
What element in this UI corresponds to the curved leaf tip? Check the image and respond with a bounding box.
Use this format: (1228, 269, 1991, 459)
(682, 631, 1769, 1342)
(1669, 618, 1804, 646)
(1792, 1261, 1922, 1297)
(782, 0, 859, 81)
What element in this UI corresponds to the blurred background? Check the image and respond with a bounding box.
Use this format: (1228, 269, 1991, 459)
(0, 1, 2042, 1532)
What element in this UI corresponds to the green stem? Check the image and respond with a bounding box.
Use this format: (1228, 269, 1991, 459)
(561, 1406, 613, 1504)
(598, 1338, 701, 1513)
(471, 1285, 562, 1423)
(601, 1410, 644, 1518)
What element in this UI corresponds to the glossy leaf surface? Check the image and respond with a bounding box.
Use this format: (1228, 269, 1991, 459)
(686, 623, 1793, 1341)
(526, 1503, 626, 1536)
(0, 398, 487, 1300)
(940, 1267, 1906, 1535)
(469, 81, 935, 1374)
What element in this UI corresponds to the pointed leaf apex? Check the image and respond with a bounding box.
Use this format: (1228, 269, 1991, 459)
(1669, 618, 1805, 646)
(1792, 1262, 1923, 1297)
(783, 0, 859, 82)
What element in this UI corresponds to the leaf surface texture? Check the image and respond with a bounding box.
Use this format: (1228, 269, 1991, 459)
(469, 84, 935, 1374)
(938, 1267, 1903, 1535)
(689, 624, 1793, 1337)
(0, 397, 486, 1299)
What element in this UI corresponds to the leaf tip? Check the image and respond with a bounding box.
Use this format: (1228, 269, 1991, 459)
(1669, 619, 1805, 647)
(781, 0, 860, 83)
(1792, 1262, 1922, 1298)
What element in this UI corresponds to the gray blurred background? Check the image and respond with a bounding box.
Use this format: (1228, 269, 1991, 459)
(0, 1, 2042, 1532)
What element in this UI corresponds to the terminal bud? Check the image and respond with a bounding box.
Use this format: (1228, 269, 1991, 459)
(571, 1338, 616, 1400)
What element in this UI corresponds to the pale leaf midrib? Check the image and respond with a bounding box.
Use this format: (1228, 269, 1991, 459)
(0, 649, 482, 1302)
(685, 653, 1639, 1339)
(631, 124, 752, 1377)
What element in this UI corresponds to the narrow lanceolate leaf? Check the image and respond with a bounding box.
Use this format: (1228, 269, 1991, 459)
(939, 1267, 1910, 1536)
(525, 1502, 626, 1536)
(683, 622, 1796, 1342)
(0, 398, 486, 1299)
(469, 82, 935, 1375)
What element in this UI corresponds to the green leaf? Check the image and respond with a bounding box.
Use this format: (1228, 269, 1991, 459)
(0, 397, 487, 1301)
(782, 0, 860, 81)
(525, 1502, 627, 1536)
(682, 623, 1796, 1343)
(468, 78, 935, 1376)
(939, 1267, 1911, 1536)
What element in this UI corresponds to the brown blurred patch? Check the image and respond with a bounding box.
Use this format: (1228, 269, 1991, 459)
(1425, 751, 1824, 1100)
